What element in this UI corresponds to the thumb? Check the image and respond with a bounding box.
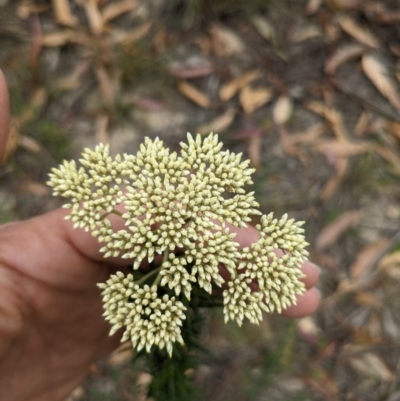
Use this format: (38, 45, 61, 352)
(0, 70, 10, 163)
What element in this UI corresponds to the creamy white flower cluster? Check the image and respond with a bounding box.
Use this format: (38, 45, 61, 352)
(98, 272, 186, 356)
(48, 133, 308, 355)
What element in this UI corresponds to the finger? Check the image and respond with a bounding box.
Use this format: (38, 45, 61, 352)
(225, 223, 260, 249)
(0, 70, 10, 163)
(301, 261, 320, 290)
(281, 287, 321, 318)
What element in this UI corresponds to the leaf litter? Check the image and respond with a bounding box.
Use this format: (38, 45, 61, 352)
(3, 0, 400, 400)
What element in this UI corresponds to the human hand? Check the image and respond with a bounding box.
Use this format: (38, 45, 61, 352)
(0, 72, 320, 401)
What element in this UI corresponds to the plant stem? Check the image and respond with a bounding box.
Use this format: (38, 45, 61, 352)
(100, 209, 123, 219)
(153, 248, 169, 287)
(136, 267, 161, 285)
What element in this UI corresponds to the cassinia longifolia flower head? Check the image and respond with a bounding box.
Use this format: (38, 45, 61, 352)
(48, 133, 308, 356)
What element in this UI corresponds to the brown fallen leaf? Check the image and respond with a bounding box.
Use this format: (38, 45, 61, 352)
(95, 115, 109, 144)
(305, 101, 348, 140)
(95, 66, 117, 106)
(306, 0, 322, 15)
(52, 0, 79, 27)
(325, 44, 365, 75)
(379, 251, 400, 279)
(52, 60, 91, 91)
(349, 354, 394, 382)
(292, 25, 322, 43)
(83, 0, 103, 35)
(209, 24, 245, 57)
(386, 121, 400, 141)
(21, 181, 50, 196)
(248, 130, 262, 168)
(375, 145, 400, 176)
(41, 30, 76, 47)
(240, 86, 273, 114)
(365, 2, 400, 25)
(18, 135, 42, 154)
(64, 385, 85, 401)
(198, 108, 236, 134)
(102, 0, 137, 23)
(250, 15, 275, 43)
(317, 139, 369, 158)
(273, 95, 293, 125)
(169, 65, 214, 79)
(319, 157, 348, 201)
(326, 0, 359, 10)
(338, 15, 379, 49)
(219, 70, 261, 101)
(316, 210, 362, 250)
(17, 2, 50, 19)
(108, 344, 133, 367)
(350, 238, 390, 280)
(4, 124, 19, 161)
(290, 123, 327, 145)
(17, 87, 48, 128)
(110, 23, 152, 45)
(362, 54, 400, 113)
(354, 111, 370, 136)
(177, 81, 211, 108)
(299, 369, 338, 400)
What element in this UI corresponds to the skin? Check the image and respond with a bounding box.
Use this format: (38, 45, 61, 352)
(0, 71, 320, 401)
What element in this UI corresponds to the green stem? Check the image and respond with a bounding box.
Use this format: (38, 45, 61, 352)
(136, 267, 161, 285)
(100, 209, 123, 219)
(153, 248, 169, 287)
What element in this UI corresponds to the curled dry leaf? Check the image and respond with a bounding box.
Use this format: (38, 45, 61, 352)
(52, 0, 79, 27)
(198, 108, 236, 134)
(325, 44, 365, 75)
(316, 210, 362, 250)
(240, 86, 273, 114)
(362, 54, 400, 113)
(219, 70, 261, 101)
(273, 95, 293, 125)
(177, 81, 211, 108)
(338, 15, 379, 49)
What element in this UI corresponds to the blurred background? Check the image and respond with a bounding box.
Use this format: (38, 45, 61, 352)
(1, 0, 400, 400)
